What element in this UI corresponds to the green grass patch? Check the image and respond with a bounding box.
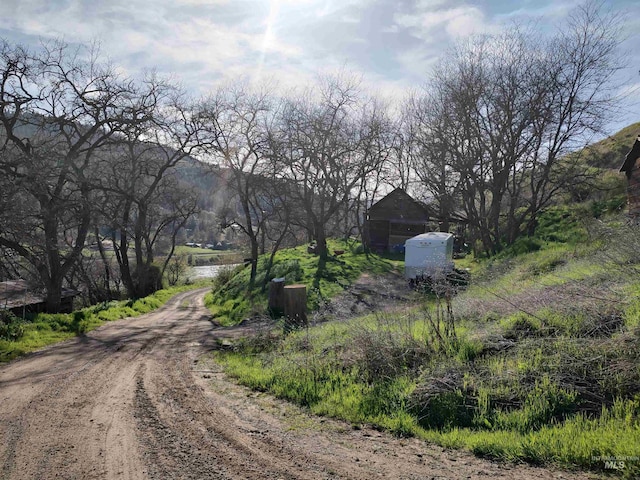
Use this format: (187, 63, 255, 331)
(205, 240, 394, 325)
(419, 401, 640, 473)
(214, 313, 640, 473)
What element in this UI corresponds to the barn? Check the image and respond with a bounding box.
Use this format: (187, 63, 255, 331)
(363, 189, 432, 252)
(619, 135, 640, 219)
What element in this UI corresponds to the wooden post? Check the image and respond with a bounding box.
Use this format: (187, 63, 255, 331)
(268, 277, 285, 316)
(283, 284, 307, 332)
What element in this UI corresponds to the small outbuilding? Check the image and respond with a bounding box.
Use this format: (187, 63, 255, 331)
(404, 232, 454, 280)
(364, 188, 431, 252)
(0, 280, 78, 316)
(620, 135, 640, 219)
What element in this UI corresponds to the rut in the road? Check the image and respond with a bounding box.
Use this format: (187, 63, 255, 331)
(134, 373, 229, 480)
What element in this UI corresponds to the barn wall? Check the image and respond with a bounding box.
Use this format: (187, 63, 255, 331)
(629, 158, 640, 218)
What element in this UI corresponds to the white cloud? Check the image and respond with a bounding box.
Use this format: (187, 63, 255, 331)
(174, 0, 230, 5)
(415, 0, 450, 9)
(496, 0, 579, 22)
(395, 45, 439, 81)
(443, 7, 490, 38)
(395, 4, 492, 42)
(0, 0, 635, 134)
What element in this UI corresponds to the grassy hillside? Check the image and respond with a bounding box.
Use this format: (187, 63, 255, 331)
(580, 122, 640, 170)
(211, 208, 640, 476)
(204, 240, 396, 326)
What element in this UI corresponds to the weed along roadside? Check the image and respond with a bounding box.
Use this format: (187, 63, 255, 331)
(209, 213, 640, 478)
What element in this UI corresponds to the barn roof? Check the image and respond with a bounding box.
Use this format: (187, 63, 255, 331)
(620, 136, 640, 177)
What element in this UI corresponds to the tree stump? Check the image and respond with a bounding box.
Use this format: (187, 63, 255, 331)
(284, 284, 307, 332)
(268, 277, 285, 316)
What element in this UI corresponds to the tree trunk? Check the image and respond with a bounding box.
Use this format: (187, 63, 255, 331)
(44, 276, 63, 313)
(95, 228, 113, 300)
(315, 222, 328, 260)
(248, 236, 259, 291)
(284, 284, 307, 332)
(268, 278, 285, 315)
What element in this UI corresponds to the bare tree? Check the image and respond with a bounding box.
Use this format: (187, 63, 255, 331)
(96, 87, 205, 298)
(404, 89, 466, 233)
(201, 83, 275, 290)
(268, 75, 390, 264)
(0, 40, 161, 311)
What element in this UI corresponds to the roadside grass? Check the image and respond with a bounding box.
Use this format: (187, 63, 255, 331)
(214, 308, 640, 474)
(0, 280, 212, 363)
(212, 209, 640, 475)
(205, 240, 394, 326)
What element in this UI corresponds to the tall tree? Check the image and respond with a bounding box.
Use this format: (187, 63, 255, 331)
(201, 83, 274, 290)
(404, 89, 466, 232)
(96, 86, 206, 299)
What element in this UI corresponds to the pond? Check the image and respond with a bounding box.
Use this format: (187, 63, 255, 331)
(189, 264, 240, 279)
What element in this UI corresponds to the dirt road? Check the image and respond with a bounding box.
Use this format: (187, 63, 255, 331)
(0, 289, 594, 479)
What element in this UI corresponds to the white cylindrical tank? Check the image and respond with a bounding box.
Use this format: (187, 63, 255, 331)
(404, 232, 454, 280)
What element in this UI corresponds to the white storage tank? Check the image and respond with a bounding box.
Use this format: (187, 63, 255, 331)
(404, 232, 454, 280)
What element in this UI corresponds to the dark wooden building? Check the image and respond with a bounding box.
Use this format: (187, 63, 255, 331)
(0, 280, 78, 316)
(364, 189, 431, 252)
(620, 135, 640, 219)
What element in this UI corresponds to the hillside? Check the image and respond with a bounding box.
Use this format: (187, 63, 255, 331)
(580, 122, 640, 169)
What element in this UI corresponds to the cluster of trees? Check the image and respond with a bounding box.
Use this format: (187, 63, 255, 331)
(0, 2, 622, 310)
(402, 3, 622, 254)
(0, 40, 210, 310)
(200, 77, 395, 288)
(201, 3, 622, 282)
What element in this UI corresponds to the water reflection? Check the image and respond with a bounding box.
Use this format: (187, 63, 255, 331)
(189, 264, 239, 279)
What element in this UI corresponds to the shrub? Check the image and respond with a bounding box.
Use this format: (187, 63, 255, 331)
(72, 311, 89, 334)
(0, 310, 25, 341)
(351, 325, 432, 383)
(269, 259, 303, 283)
(590, 196, 626, 218)
(523, 252, 567, 277)
(500, 313, 543, 340)
(212, 265, 241, 291)
(350, 243, 365, 254)
(413, 389, 475, 430)
(508, 237, 542, 256)
(456, 338, 484, 362)
(410, 367, 475, 429)
(492, 377, 578, 433)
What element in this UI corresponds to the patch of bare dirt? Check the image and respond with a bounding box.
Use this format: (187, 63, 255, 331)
(0, 288, 599, 479)
(312, 270, 415, 322)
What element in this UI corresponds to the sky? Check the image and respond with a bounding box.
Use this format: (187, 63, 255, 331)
(0, 0, 638, 136)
